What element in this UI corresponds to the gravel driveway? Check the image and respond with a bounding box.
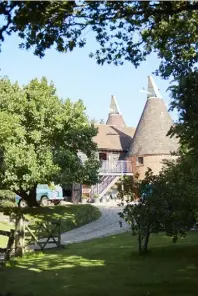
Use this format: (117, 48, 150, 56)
(61, 203, 130, 245)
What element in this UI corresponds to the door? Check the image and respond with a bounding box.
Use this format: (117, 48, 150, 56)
(72, 183, 82, 203)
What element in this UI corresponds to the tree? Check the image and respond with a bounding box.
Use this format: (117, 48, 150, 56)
(116, 174, 139, 201)
(169, 70, 198, 157)
(90, 118, 98, 125)
(119, 165, 198, 254)
(0, 1, 198, 78)
(90, 118, 105, 125)
(0, 76, 100, 206)
(119, 169, 163, 254)
(167, 70, 198, 195)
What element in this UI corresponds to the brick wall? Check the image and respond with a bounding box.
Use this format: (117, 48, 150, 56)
(128, 154, 178, 179)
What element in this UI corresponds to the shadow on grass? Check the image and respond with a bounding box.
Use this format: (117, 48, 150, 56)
(1, 232, 198, 296)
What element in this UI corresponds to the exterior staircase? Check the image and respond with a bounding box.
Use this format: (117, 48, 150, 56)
(91, 175, 120, 199)
(82, 160, 132, 200)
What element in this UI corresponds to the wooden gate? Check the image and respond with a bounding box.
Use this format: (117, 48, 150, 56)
(0, 215, 62, 264)
(25, 220, 61, 250)
(0, 229, 15, 264)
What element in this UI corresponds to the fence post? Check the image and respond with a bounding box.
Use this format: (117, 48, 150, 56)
(15, 214, 25, 257)
(57, 221, 61, 247)
(4, 229, 15, 262)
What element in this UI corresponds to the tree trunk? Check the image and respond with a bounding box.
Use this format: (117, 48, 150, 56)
(131, 225, 136, 236)
(16, 185, 39, 207)
(138, 231, 142, 253)
(142, 229, 150, 254)
(26, 192, 39, 207)
(172, 233, 178, 243)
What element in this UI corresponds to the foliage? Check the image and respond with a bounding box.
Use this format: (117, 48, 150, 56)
(169, 70, 198, 156)
(0, 200, 16, 208)
(0, 190, 16, 208)
(93, 194, 99, 199)
(0, 190, 15, 202)
(90, 118, 105, 125)
(90, 118, 98, 125)
(119, 166, 198, 254)
(116, 174, 139, 200)
(2, 232, 198, 295)
(0, 76, 100, 206)
(167, 71, 198, 223)
(0, 2, 198, 78)
(81, 195, 88, 199)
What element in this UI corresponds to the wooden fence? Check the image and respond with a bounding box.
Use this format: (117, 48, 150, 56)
(0, 229, 15, 263)
(0, 214, 61, 264)
(25, 220, 61, 251)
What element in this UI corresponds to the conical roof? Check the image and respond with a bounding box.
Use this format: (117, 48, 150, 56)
(106, 95, 126, 127)
(128, 76, 179, 156)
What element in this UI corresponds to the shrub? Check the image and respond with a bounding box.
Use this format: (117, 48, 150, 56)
(93, 194, 99, 198)
(74, 204, 100, 227)
(0, 200, 16, 208)
(0, 190, 16, 202)
(81, 195, 88, 199)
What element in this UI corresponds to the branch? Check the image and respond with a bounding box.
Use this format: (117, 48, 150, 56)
(0, 4, 17, 41)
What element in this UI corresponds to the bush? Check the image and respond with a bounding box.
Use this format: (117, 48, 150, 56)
(93, 194, 99, 199)
(0, 190, 16, 202)
(81, 195, 88, 199)
(0, 200, 16, 208)
(74, 204, 101, 228)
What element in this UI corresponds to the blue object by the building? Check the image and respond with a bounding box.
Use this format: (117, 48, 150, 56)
(16, 184, 63, 205)
(141, 184, 152, 201)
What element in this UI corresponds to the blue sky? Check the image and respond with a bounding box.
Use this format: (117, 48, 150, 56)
(0, 32, 177, 127)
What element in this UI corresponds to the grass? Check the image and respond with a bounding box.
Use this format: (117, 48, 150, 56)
(0, 221, 13, 248)
(0, 204, 101, 248)
(1, 232, 198, 296)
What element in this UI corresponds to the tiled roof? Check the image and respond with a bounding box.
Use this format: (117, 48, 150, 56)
(128, 97, 179, 156)
(106, 114, 126, 127)
(93, 124, 135, 151)
(106, 95, 126, 127)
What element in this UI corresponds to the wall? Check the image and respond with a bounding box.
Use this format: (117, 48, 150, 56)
(129, 154, 178, 179)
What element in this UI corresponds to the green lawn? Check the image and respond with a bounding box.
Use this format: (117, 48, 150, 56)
(0, 204, 100, 248)
(1, 232, 198, 296)
(0, 221, 13, 248)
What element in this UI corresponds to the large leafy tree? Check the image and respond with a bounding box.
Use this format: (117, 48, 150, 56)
(120, 164, 198, 254)
(0, 76, 100, 206)
(0, 1, 198, 78)
(169, 70, 198, 156)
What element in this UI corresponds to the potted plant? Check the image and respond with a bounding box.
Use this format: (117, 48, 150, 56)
(93, 194, 100, 203)
(81, 195, 88, 204)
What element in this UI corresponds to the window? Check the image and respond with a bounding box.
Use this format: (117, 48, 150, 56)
(137, 157, 144, 166)
(99, 152, 107, 161)
(37, 184, 48, 189)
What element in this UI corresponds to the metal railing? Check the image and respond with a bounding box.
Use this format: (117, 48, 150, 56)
(91, 175, 117, 196)
(99, 160, 132, 174)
